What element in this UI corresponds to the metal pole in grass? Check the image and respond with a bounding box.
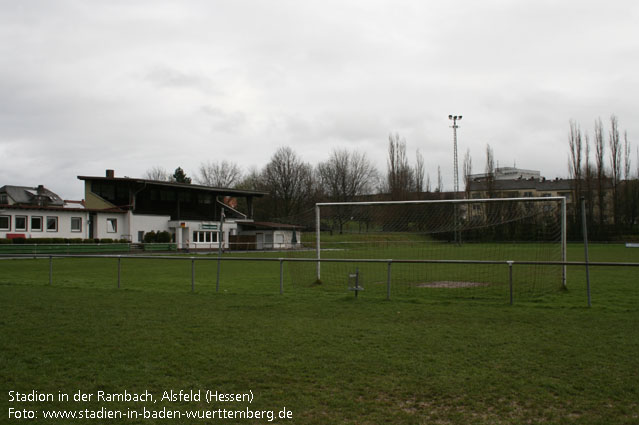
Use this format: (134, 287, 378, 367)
(581, 197, 591, 307)
(117, 256, 121, 289)
(386, 260, 392, 300)
(216, 209, 225, 293)
(279, 259, 284, 295)
(216, 257, 221, 292)
(49, 256, 52, 285)
(191, 259, 195, 293)
(315, 205, 321, 282)
(507, 261, 514, 305)
(561, 197, 568, 289)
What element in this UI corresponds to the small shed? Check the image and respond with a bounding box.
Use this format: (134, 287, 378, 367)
(235, 221, 303, 250)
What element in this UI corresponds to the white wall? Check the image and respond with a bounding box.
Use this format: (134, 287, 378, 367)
(128, 213, 172, 242)
(179, 220, 237, 249)
(93, 213, 129, 240)
(0, 208, 91, 239)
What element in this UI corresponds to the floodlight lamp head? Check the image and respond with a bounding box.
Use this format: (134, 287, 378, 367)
(458, 115, 462, 120)
(448, 115, 453, 120)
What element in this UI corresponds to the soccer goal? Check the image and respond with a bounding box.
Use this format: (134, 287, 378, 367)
(290, 197, 566, 300)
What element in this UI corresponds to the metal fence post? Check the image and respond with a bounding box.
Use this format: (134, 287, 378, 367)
(191, 259, 195, 293)
(315, 205, 321, 282)
(561, 197, 567, 290)
(507, 261, 514, 305)
(581, 197, 591, 307)
(216, 256, 221, 292)
(279, 259, 284, 295)
(386, 260, 392, 300)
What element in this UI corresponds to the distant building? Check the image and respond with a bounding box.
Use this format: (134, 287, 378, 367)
(468, 167, 541, 182)
(466, 174, 614, 224)
(467, 177, 572, 201)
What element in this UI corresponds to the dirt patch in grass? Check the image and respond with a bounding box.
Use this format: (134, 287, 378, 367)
(417, 281, 489, 288)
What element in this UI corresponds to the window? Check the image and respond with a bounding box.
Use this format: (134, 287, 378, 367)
(160, 190, 176, 201)
(0, 194, 7, 204)
(0, 215, 10, 230)
(31, 216, 43, 231)
(107, 218, 117, 233)
(15, 216, 27, 231)
(46, 216, 58, 232)
(71, 217, 82, 232)
(198, 193, 213, 204)
(192, 231, 218, 243)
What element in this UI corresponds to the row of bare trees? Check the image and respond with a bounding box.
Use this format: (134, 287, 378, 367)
(568, 115, 638, 239)
(141, 119, 637, 239)
(143, 134, 446, 223)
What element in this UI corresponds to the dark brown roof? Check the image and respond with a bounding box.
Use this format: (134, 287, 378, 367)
(240, 221, 303, 230)
(77, 175, 267, 197)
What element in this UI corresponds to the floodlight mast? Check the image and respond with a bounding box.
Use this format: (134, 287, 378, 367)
(449, 115, 462, 243)
(449, 115, 462, 195)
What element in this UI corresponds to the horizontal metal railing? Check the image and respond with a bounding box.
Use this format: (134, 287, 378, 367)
(2, 253, 637, 305)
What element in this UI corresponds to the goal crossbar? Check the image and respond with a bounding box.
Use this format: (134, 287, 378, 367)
(316, 196, 567, 207)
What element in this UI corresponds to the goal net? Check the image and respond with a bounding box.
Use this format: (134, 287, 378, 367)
(286, 197, 566, 301)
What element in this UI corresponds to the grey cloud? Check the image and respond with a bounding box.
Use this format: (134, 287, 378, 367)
(200, 106, 247, 133)
(145, 66, 222, 95)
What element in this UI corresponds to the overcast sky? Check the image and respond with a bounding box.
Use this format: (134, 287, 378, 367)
(1, 0, 637, 200)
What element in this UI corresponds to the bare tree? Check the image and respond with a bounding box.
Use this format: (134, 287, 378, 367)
(568, 120, 583, 181)
(236, 166, 261, 191)
(144, 166, 170, 181)
(317, 149, 378, 233)
(261, 146, 315, 218)
(386, 133, 414, 199)
(584, 134, 595, 224)
(414, 150, 425, 193)
(485, 144, 496, 198)
(622, 131, 635, 228)
(609, 115, 622, 225)
(568, 120, 583, 220)
(197, 160, 242, 188)
(317, 149, 377, 201)
(623, 131, 631, 181)
(594, 118, 606, 226)
(436, 165, 443, 193)
(463, 148, 473, 198)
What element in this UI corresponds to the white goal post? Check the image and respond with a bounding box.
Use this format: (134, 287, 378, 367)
(314, 197, 567, 288)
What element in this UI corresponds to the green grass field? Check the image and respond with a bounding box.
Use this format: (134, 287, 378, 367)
(1, 243, 638, 424)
